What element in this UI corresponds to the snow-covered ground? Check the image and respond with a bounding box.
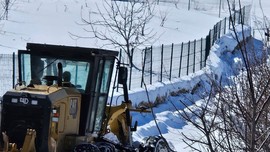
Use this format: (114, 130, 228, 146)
(0, 0, 248, 54)
(1, 0, 269, 54)
(0, 0, 270, 151)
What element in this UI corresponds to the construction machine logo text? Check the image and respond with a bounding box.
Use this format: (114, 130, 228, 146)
(20, 98, 29, 104)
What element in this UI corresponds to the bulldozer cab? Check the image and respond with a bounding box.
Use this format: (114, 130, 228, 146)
(1, 43, 118, 151)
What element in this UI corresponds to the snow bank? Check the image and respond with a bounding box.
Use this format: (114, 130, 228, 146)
(206, 25, 251, 79)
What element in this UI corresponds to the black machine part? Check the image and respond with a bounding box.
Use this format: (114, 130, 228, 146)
(118, 66, 129, 102)
(1, 92, 51, 152)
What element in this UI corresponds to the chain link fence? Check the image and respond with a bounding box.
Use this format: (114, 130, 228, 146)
(0, 53, 17, 96)
(122, 5, 251, 90)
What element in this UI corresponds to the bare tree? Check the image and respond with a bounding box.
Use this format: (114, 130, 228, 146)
(1, 0, 14, 20)
(159, 9, 168, 27)
(174, 79, 221, 152)
(175, 0, 270, 151)
(178, 37, 270, 152)
(78, 0, 156, 66)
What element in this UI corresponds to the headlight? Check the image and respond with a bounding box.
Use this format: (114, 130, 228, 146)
(31, 100, 38, 105)
(11, 98, 18, 103)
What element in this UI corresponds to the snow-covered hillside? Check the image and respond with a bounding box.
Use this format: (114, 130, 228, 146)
(0, 0, 253, 54)
(0, 0, 268, 53)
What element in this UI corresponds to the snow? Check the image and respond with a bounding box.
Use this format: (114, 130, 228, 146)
(131, 25, 263, 151)
(103, 132, 120, 144)
(0, 0, 270, 151)
(0, 0, 232, 54)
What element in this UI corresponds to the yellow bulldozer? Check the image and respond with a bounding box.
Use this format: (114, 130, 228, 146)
(0, 43, 172, 152)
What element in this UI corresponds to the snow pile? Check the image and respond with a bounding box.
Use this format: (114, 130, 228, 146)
(103, 132, 120, 144)
(132, 25, 262, 151)
(206, 25, 251, 80)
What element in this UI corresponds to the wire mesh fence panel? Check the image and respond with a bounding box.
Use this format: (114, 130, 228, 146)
(194, 39, 203, 71)
(151, 46, 163, 80)
(180, 42, 189, 76)
(220, 18, 227, 35)
(188, 41, 194, 74)
(171, 43, 182, 78)
(143, 46, 162, 85)
(162, 44, 173, 80)
(201, 38, 207, 67)
(138, 5, 251, 89)
(129, 67, 143, 89)
(216, 21, 222, 39)
(0, 54, 17, 96)
(137, 49, 146, 69)
(209, 29, 214, 46)
(143, 47, 152, 85)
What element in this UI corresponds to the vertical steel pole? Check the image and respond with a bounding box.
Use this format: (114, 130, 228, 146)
(193, 40, 196, 73)
(169, 43, 174, 81)
(200, 38, 203, 69)
(129, 49, 133, 90)
(224, 17, 227, 34)
(141, 48, 146, 88)
(179, 42, 183, 77)
(150, 46, 153, 84)
(187, 41, 190, 75)
(160, 44, 164, 82)
(117, 49, 122, 92)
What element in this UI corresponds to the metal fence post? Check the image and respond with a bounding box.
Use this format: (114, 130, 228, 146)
(243, 6, 245, 24)
(229, 16, 231, 29)
(193, 39, 196, 73)
(218, 21, 222, 38)
(160, 44, 164, 82)
(205, 33, 211, 66)
(129, 66, 132, 90)
(200, 38, 203, 69)
(141, 48, 146, 88)
(129, 49, 133, 90)
(213, 24, 217, 44)
(187, 41, 190, 75)
(150, 46, 153, 84)
(169, 43, 174, 81)
(179, 42, 183, 77)
(224, 17, 227, 35)
(117, 49, 122, 92)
